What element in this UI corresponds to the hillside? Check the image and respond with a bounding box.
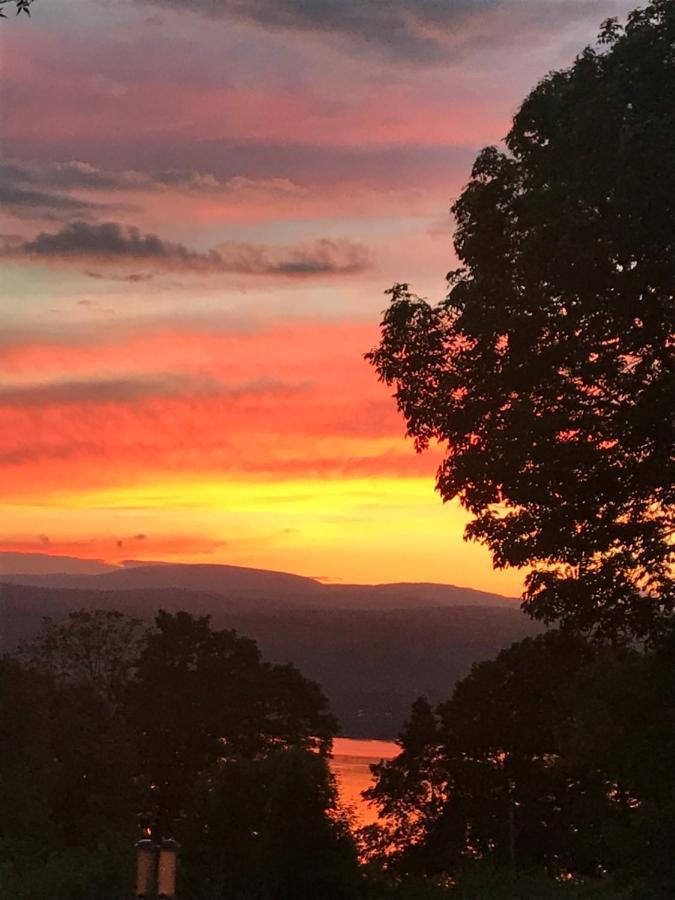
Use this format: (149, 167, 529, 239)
(0, 560, 532, 738)
(0, 568, 538, 739)
(0, 559, 516, 610)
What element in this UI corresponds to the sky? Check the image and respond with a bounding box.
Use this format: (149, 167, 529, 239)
(0, 0, 635, 591)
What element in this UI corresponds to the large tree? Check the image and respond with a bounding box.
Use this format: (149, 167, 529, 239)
(0, 658, 138, 900)
(127, 610, 338, 832)
(181, 749, 360, 899)
(3, 609, 347, 895)
(367, 0, 674, 640)
(364, 631, 675, 887)
(19, 609, 144, 705)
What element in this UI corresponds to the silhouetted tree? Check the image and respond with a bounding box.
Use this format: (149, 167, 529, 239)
(19, 609, 144, 705)
(559, 637, 675, 886)
(0, 0, 33, 16)
(3, 607, 349, 896)
(127, 610, 338, 833)
(257, 748, 360, 900)
(367, 0, 674, 641)
(365, 630, 675, 889)
(362, 697, 446, 862)
(181, 749, 360, 899)
(0, 657, 137, 899)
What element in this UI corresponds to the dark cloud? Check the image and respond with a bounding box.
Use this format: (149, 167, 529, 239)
(7, 221, 371, 277)
(0, 163, 135, 221)
(1, 160, 305, 198)
(0, 181, 103, 218)
(0, 442, 100, 466)
(84, 270, 155, 283)
(266, 239, 367, 275)
(0, 374, 309, 410)
(0, 161, 128, 192)
(22, 221, 201, 262)
(2, 143, 474, 195)
(0, 376, 189, 408)
(140, 0, 615, 62)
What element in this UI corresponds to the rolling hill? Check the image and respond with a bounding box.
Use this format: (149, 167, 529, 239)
(0, 559, 517, 610)
(0, 559, 539, 739)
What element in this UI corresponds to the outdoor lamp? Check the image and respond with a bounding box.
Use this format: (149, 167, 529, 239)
(157, 838, 180, 899)
(135, 838, 157, 899)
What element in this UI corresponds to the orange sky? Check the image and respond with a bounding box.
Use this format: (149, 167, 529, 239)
(0, 0, 633, 591)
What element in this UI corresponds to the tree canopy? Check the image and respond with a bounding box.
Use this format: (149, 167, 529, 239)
(181, 749, 360, 899)
(1, 609, 350, 898)
(19, 609, 144, 704)
(364, 630, 675, 889)
(127, 610, 337, 833)
(0, 0, 33, 17)
(367, 0, 674, 641)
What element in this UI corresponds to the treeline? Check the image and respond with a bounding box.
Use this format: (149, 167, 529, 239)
(1, 609, 359, 899)
(3, 609, 673, 899)
(363, 629, 675, 898)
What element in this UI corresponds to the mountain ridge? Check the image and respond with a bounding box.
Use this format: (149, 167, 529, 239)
(0, 558, 518, 611)
(0, 557, 532, 739)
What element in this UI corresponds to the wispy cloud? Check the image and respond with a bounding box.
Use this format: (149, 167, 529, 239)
(0, 375, 190, 408)
(0, 374, 308, 409)
(2, 160, 307, 197)
(141, 0, 616, 63)
(0, 171, 106, 220)
(6, 221, 371, 277)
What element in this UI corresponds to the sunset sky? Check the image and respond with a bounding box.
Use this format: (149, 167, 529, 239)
(0, 0, 634, 591)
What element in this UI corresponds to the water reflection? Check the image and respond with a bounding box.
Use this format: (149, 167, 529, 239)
(330, 737, 398, 826)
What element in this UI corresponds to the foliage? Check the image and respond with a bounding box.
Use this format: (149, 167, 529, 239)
(0, 843, 132, 900)
(0, 0, 34, 17)
(366, 0, 674, 641)
(0, 657, 137, 899)
(364, 630, 675, 891)
(364, 865, 675, 900)
(127, 609, 338, 833)
(19, 608, 144, 704)
(445, 861, 673, 900)
(180, 748, 360, 899)
(2, 608, 353, 897)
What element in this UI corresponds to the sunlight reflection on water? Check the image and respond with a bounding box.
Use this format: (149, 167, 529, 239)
(330, 737, 398, 827)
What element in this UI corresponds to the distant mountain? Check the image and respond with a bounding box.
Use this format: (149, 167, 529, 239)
(0, 559, 517, 611)
(0, 565, 538, 739)
(0, 551, 116, 575)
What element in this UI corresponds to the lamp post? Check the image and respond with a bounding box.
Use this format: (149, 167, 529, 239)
(135, 836, 180, 899)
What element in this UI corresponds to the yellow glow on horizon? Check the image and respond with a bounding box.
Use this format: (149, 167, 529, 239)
(0, 475, 526, 595)
(35, 475, 449, 512)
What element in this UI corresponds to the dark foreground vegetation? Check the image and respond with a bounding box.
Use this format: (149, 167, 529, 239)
(2, 609, 674, 898)
(363, 629, 675, 898)
(1, 1, 673, 897)
(1, 609, 359, 899)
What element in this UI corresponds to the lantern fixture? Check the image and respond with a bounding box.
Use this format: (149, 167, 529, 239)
(158, 838, 180, 899)
(135, 836, 180, 899)
(135, 838, 157, 899)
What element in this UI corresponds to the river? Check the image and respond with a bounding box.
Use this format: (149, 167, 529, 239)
(330, 737, 398, 827)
